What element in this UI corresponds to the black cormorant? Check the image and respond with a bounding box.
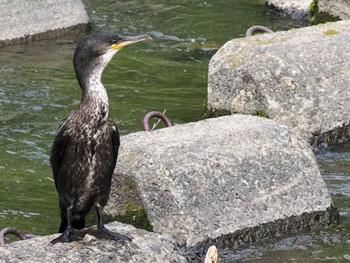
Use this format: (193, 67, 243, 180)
(50, 32, 152, 244)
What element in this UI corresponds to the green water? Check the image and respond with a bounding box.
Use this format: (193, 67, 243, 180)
(2, 0, 349, 261)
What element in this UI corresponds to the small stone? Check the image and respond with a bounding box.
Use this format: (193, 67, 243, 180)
(83, 234, 96, 243)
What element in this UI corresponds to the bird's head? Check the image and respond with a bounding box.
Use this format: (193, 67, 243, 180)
(73, 32, 152, 88)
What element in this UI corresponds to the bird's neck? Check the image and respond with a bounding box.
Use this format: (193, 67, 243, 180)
(80, 75, 109, 120)
(75, 50, 118, 120)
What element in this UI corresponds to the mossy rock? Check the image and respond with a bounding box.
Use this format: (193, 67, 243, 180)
(104, 204, 153, 232)
(84, 204, 152, 232)
(313, 123, 350, 151)
(84, 174, 153, 231)
(323, 29, 339, 36)
(203, 107, 231, 119)
(255, 110, 269, 119)
(310, 0, 340, 25)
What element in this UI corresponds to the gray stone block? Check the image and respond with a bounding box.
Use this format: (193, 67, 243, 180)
(109, 115, 336, 248)
(0, 222, 186, 263)
(265, 0, 312, 19)
(318, 0, 350, 20)
(0, 0, 90, 46)
(207, 20, 350, 149)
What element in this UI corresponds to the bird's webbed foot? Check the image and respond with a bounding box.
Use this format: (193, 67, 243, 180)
(97, 224, 132, 242)
(50, 227, 80, 244)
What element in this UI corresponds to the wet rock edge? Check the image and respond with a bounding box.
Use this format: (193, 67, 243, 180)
(185, 205, 339, 262)
(0, 23, 91, 47)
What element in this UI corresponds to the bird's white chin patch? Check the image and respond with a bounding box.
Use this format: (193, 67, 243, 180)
(92, 48, 118, 79)
(102, 48, 119, 62)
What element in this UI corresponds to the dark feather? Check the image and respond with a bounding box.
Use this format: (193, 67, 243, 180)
(50, 121, 69, 190)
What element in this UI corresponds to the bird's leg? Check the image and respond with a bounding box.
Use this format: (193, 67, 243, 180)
(50, 208, 74, 244)
(95, 206, 132, 242)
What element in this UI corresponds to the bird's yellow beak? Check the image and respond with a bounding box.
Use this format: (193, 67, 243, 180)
(111, 34, 153, 51)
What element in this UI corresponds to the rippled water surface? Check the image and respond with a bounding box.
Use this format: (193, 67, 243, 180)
(2, 0, 349, 261)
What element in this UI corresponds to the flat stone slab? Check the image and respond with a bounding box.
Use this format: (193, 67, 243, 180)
(0, 0, 90, 46)
(0, 222, 186, 263)
(207, 20, 350, 149)
(108, 115, 336, 248)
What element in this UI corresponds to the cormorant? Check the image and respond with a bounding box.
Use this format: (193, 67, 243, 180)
(50, 32, 152, 244)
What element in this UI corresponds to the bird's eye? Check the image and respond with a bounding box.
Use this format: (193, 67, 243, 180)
(110, 40, 118, 45)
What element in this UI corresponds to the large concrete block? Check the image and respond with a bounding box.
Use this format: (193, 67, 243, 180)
(108, 115, 337, 249)
(318, 0, 350, 20)
(265, 0, 312, 19)
(207, 20, 350, 149)
(0, 0, 90, 46)
(0, 222, 186, 263)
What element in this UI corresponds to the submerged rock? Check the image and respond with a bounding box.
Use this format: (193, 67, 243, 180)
(207, 20, 350, 150)
(109, 115, 337, 250)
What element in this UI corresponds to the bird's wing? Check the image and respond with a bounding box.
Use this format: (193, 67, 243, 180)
(110, 120, 120, 162)
(50, 120, 69, 190)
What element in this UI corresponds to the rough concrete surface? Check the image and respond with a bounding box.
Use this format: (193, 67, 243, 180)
(207, 20, 350, 149)
(0, 0, 90, 46)
(109, 115, 335, 248)
(318, 0, 350, 20)
(258, 0, 350, 22)
(0, 222, 186, 263)
(265, 0, 312, 19)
